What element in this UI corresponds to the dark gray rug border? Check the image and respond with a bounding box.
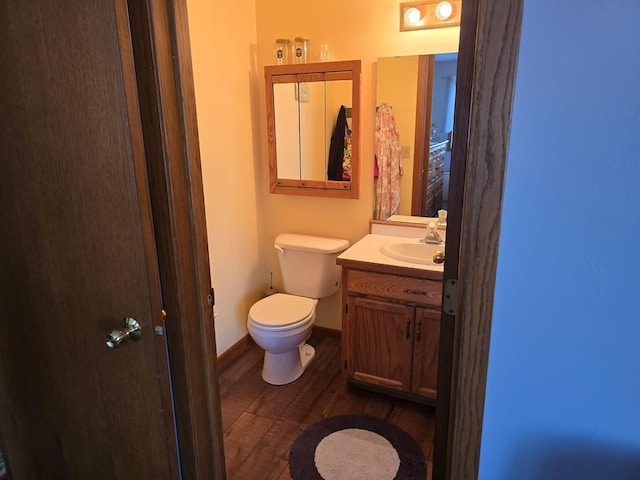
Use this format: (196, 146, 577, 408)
(289, 414, 427, 479)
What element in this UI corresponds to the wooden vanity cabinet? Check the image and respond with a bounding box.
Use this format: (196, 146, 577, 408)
(340, 267, 442, 404)
(347, 296, 414, 392)
(411, 307, 440, 399)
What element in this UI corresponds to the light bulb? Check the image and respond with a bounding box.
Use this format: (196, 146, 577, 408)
(435, 1, 454, 20)
(404, 7, 423, 26)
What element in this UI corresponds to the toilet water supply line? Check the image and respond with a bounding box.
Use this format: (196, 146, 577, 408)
(267, 246, 286, 297)
(265, 271, 277, 297)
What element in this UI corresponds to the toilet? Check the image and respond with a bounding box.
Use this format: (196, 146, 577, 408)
(247, 233, 349, 385)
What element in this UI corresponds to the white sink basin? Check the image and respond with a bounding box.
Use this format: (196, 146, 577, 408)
(380, 241, 445, 266)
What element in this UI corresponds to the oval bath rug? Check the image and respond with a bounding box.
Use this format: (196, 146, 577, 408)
(289, 414, 426, 480)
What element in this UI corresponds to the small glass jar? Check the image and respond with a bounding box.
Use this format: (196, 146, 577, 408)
(274, 38, 290, 65)
(293, 37, 309, 64)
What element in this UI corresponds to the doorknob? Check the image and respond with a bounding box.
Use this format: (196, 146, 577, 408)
(106, 317, 142, 348)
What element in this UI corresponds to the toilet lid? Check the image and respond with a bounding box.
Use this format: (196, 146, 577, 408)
(249, 293, 315, 328)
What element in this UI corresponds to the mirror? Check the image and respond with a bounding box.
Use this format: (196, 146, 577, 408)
(374, 53, 458, 220)
(265, 60, 361, 198)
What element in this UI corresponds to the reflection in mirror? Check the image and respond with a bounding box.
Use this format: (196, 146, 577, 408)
(273, 82, 300, 179)
(299, 80, 326, 181)
(375, 53, 458, 221)
(325, 79, 353, 182)
(265, 61, 361, 198)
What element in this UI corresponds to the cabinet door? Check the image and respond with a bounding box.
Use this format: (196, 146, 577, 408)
(411, 307, 441, 399)
(346, 296, 414, 392)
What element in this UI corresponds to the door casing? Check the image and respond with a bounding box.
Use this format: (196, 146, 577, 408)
(432, 0, 525, 478)
(125, 0, 225, 477)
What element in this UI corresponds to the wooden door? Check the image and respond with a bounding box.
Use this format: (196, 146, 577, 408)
(346, 297, 414, 392)
(0, 1, 179, 478)
(411, 307, 441, 399)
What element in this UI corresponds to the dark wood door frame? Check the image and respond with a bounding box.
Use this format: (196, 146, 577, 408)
(433, 0, 525, 479)
(126, 0, 225, 477)
(127, 0, 525, 478)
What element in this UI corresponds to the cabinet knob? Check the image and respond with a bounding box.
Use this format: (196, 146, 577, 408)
(433, 250, 445, 264)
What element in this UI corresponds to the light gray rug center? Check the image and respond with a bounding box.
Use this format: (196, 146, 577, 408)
(314, 428, 401, 480)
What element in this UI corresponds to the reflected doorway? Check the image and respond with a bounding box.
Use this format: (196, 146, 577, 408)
(413, 53, 458, 216)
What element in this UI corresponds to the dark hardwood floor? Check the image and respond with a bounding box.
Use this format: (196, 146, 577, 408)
(218, 328, 435, 479)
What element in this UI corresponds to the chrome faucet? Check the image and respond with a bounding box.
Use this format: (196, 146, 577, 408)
(420, 221, 443, 244)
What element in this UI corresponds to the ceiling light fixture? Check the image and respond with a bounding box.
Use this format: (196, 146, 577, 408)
(399, 0, 462, 31)
(435, 1, 454, 20)
(404, 6, 424, 26)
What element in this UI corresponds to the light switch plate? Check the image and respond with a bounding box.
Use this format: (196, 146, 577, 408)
(296, 82, 310, 103)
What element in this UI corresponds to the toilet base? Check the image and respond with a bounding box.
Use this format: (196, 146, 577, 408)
(261, 343, 316, 385)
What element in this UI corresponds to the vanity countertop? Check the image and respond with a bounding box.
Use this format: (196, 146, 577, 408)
(337, 234, 444, 281)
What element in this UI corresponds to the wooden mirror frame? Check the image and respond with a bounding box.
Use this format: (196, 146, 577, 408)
(265, 60, 361, 198)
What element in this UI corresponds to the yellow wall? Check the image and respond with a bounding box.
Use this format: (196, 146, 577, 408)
(186, 0, 268, 354)
(255, 0, 460, 330)
(187, 0, 460, 354)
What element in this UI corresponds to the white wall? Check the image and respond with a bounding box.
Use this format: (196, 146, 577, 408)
(479, 0, 640, 478)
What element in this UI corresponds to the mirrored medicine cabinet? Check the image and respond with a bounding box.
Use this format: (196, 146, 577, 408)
(265, 60, 361, 198)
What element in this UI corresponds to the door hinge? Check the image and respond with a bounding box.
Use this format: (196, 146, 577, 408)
(344, 360, 347, 370)
(207, 287, 215, 307)
(442, 279, 458, 316)
(345, 303, 348, 314)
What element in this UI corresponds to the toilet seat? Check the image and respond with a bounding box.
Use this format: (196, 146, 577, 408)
(248, 293, 316, 331)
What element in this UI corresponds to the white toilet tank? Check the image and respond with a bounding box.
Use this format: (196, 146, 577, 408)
(275, 233, 349, 299)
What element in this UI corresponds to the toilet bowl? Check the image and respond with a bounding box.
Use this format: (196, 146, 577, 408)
(248, 293, 318, 385)
(246, 233, 349, 386)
